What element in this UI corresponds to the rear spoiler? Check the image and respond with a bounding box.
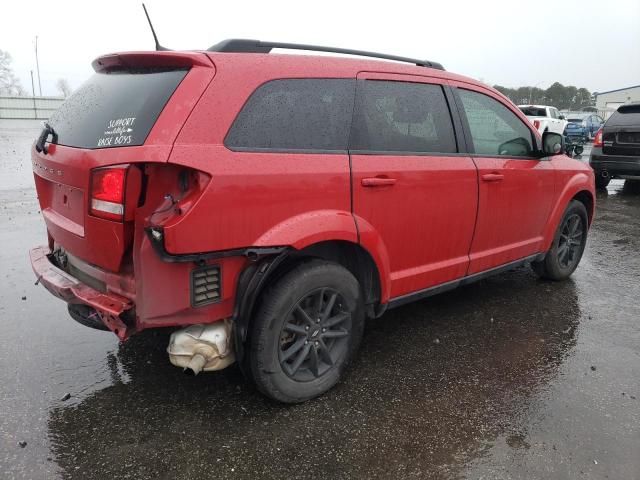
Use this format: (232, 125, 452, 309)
(92, 51, 213, 72)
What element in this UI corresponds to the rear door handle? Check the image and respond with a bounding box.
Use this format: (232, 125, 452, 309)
(481, 173, 504, 182)
(361, 177, 397, 187)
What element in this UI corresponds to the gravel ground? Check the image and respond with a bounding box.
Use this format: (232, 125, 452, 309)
(0, 123, 639, 479)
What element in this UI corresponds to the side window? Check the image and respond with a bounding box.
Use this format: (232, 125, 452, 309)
(225, 79, 355, 151)
(458, 89, 534, 157)
(350, 80, 457, 154)
(549, 108, 558, 119)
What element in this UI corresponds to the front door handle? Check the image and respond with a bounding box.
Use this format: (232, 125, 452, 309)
(481, 173, 504, 182)
(362, 177, 397, 187)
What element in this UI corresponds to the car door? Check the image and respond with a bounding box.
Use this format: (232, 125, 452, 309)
(451, 85, 555, 274)
(549, 107, 562, 134)
(590, 115, 604, 137)
(350, 73, 478, 299)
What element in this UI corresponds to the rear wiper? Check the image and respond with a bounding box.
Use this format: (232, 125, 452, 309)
(35, 123, 57, 154)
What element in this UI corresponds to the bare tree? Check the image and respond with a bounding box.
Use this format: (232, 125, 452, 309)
(0, 49, 25, 96)
(56, 78, 72, 98)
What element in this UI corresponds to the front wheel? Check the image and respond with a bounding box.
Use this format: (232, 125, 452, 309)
(246, 259, 364, 403)
(532, 200, 588, 281)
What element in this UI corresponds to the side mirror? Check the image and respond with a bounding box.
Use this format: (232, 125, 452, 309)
(542, 131, 564, 156)
(558, 115, 565, 120)
(498, 137, 532, 156)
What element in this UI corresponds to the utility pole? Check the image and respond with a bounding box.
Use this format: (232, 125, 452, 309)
(30, 70, 38, 118)
(35, 36, 42, 96)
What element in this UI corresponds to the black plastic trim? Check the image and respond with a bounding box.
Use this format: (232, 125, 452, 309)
(349, 150, 470, 157)
(232, 249, 291, 364)
(226, 146, 348, 155)
(386, 253, 545, 310)
(190, 264, 222, 308)
(208, 39, 445, 70)
(145, 228, 287, 263)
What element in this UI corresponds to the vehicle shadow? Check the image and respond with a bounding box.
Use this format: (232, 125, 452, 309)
(47, 268, 581, 479)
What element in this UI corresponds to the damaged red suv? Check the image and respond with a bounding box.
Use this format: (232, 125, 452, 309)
(30, 40, 595, 402)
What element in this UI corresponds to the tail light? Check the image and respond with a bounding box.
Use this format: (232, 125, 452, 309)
(593, 128, 603, 147)
(90, 166, 128, 221)
(533, 120, 541, 130)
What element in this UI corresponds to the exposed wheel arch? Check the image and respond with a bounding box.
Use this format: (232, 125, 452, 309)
(572, 190, 594, 224)
(233, 240, 382, 366)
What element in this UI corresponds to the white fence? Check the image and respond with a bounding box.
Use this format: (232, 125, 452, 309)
(0, 96, 65, 120)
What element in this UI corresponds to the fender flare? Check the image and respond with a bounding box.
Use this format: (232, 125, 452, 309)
(254, 211, 392, 304)
(541, 172, 594, 251)
(253, 209, 358, 248)
(232, 211, 394, 363)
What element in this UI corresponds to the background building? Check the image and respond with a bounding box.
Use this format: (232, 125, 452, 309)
(594, 85, 640, 119)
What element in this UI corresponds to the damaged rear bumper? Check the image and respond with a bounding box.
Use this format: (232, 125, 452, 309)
(30, 245, 134, 340)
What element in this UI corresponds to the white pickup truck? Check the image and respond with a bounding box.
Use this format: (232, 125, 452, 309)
(517, 105, 567, 135)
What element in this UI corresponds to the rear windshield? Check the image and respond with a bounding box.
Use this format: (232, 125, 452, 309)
(518, 106, 547, 117)
(607, 105, 640, 127)
(48, 69, 187, 149)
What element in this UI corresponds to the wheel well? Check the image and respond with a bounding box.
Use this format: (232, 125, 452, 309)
(278, 241, 381, 314)
(573, 190, 594, 224)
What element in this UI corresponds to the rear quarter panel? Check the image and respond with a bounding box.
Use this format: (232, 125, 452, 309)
(165, 56, 357, 254)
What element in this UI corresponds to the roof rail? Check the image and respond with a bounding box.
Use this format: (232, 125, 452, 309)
(207, 39, 445, 70)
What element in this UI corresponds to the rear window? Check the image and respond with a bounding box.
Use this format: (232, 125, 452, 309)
(225, 79, 355, 152)
(48, 69, 187, 149)
(607, 104, 640, 126)
(350, 80, 457, 154)
(518, 106, 547, 117)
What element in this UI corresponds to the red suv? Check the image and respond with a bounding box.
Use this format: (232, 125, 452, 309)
(30, 40, 595, 402)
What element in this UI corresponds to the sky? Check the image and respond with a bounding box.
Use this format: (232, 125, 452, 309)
(1, 0, 639, 97)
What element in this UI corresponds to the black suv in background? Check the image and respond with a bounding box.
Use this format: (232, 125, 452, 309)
(590, 103, 640, 189)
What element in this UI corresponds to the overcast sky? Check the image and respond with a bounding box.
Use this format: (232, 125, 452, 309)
(2, 0, 639, 96)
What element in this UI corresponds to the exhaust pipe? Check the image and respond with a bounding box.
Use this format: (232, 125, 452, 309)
(167, 320, 235, 375)
(601, 170, 610, 178)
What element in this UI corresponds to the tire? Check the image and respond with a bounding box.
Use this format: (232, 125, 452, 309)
(245, 259, 365, 403)
(595, 174, 610, 190)
(574, 145, 584, 155)
(532, 200, 588, 281)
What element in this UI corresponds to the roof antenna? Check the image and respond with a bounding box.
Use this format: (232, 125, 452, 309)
(142, 3, 170, 51)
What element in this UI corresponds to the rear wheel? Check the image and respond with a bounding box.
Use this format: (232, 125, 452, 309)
(246, 259, 364, 403)
(595, 174, 610, 189)
(532, 200, 588, 280)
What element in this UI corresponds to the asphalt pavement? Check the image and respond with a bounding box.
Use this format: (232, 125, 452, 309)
(1, 130, 639, 479)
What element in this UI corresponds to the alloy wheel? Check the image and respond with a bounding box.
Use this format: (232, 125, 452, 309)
(557, 213, 584, 269)
(278, 288, 351, 381)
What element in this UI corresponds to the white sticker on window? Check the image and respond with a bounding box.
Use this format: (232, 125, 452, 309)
(97, 117, 136, 147)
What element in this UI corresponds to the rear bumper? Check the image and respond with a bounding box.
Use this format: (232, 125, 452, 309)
(589, 148, 640, 176)
(30, 246, 134, 340)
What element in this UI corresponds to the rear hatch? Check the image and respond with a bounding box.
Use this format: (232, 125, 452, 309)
(32, 52, 215, 272)
(602, 104, 640, 156)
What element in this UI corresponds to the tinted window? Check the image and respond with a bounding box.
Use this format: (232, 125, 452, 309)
(607, 105, 640, 127)
(350, 81, 456, 153)
(49, 69, 187, 149)
(518, 106, 546, 116)
(225, 79, 355, 151)
(459, 89, 534, 157)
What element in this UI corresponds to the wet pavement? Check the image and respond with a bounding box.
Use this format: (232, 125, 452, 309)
(1, 127, 639, 479)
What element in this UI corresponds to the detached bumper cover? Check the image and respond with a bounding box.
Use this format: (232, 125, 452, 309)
(30, 246, 134, 339)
